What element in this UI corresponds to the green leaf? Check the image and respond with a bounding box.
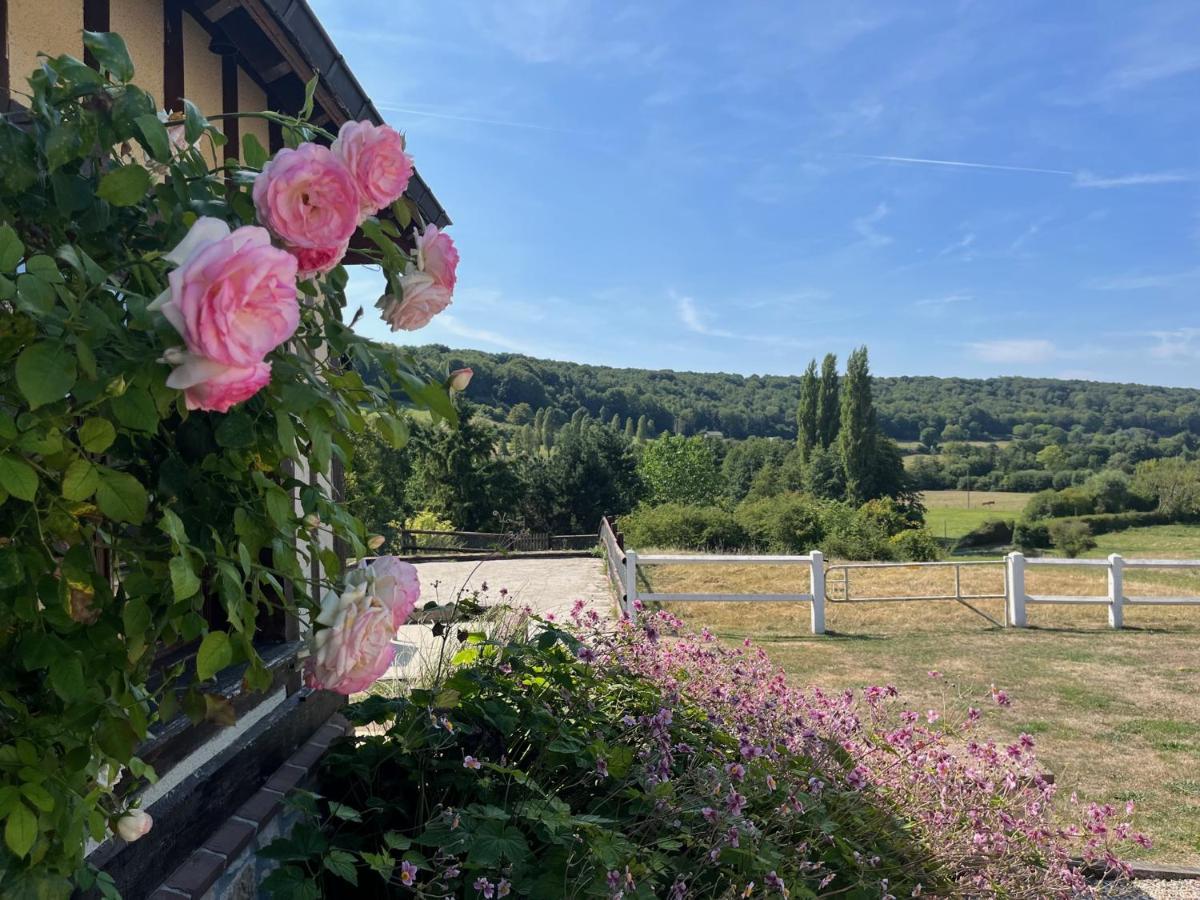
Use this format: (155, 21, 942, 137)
(265, 487, 293, 530)
(62, 459, 100, 501)
(0, 455, 38, 502)
(160, 508, 188, 545)
(97, 164, 151, 207)
(182, 100, 207, 145)
(122, 598, 151, 639)
(19, 783, 53, 814)
(111, 388, 158, 432)
(300, 75, 319, 120)
(96, 716, 137, 761)
(78, 417, 117, 453)
(215, 412, 255, 448)
(45, 124, 83, 172)
(15, 273, 56, 315)
(25, 255, 63, 284)
(169, 556, 201, 601)
(4, 802, 36, 858)
(95, 470, 148, 523)
(196, 631, 232, 681)
(0, 223, 23, 272)
(49, 655, 85, 700)
(135, 114, 172, 163)
(323, 849, 358, 886)
(0, 123, 37, 193)
(83, 31, 134, 82)
(16, 343, 75, 409)
(242, 133, 268, 170)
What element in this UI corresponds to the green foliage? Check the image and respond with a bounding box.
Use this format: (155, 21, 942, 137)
(796, 358, 818, 457)
(839, 346, 876, 503)
(637, 434, 721, 506)
(620, 503, 747, 552)
(0, 41, 451, 888)
(262, 622, 941, 898)
(523, 424, 643, 532)
(735, 493, 824, 553)
(816, 352, 840, 449)
(1047, 520, 1097, 558)
(889, 528, 943, 561)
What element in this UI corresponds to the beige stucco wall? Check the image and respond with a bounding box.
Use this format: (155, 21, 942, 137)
(8, 0, 82, 94)
(181, 12, 223, 167)
(111, 0, 165, 109)
(238, 67, 271, 158)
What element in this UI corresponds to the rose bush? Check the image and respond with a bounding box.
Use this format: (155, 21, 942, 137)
(0, 32, 455, 893)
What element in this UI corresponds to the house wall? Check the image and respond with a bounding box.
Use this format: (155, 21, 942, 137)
(111, 0, 164, 107)
(181, 10, 223, 166)
(8, 0, 81, 90)
(237, 65, 270, 158)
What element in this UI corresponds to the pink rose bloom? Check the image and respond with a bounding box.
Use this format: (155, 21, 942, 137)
(155, 218, 299, 368)
(304, 580, 397, 695)
(416, 224, 458, 292)
(116, 810, 153, 843)
(381, 271, 451, 331)
(290, 241, 349, 280)
(448, 367, 473, 393)
(160, 349, 272, 413)
(332, 120, 413, 216)
(253, 143, 360, 249)
(367, 556, 421, 627)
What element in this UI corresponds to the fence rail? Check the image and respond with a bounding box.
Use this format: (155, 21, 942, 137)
(395, 529, 596, 555)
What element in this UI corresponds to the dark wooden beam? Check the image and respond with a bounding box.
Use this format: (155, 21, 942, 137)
(82, 0, 110, 68)
(202, 0, 240, 20)
(260, 58, 291, 82)
(220, 51, 239, 164)
(0, 0, 9, 104)
(164, 0, 185, 112)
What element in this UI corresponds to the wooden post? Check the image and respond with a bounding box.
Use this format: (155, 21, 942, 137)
(809, 550, 826, 635)
(624, 550, 638, 624)
(1006, 552, 1027, 627)
(1107, 553, 1124, 630)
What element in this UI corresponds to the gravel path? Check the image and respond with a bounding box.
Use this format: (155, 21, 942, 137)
(385, 556, 615, 681)
(1096, 880, 1200, 899)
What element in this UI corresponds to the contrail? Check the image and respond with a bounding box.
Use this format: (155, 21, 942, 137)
(851, 153, 1072, 176)
(374, 103, 591, 136)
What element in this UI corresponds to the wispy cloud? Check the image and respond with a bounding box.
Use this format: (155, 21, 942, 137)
(435, 314, 541, 355)
(1086, 268, 1200, 290)
(1147, 328, 1200, 361)
(676, 295, 736, 339)
(915, 293, 971, 308)
(1073, 170, 1192, 189)
(853, 202, 893, 247)
(937, 232, 976, 259)
(853, 154, 1071, 177)
(375, 102, 591, 136)
(967, 339, 1056, 364)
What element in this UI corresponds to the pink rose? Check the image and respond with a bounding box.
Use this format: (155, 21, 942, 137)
(160, 350, 272, 413)
(253, 143, 360, 249)
(332, 120, 413, 215)
(116, 810, 153, 843)
(448, 367, 473, 393)
(367, 556, 421, 627)
(381, 271, 451, 331)
(155, 218, 299, 368)
(290, 241, 349, 280)
(304, 581, 396, 695)
(416, 224, 458, 292)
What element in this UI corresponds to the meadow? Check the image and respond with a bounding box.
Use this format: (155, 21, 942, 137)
(920, 489, 1031, 541)
(636, 518, 1200, 863)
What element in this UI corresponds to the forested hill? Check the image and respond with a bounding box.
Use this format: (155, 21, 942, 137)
(386, 344, 1200, 441)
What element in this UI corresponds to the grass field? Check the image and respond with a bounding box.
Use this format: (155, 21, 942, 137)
(637, 523, 1200, 863)
(920, 489, 1031, 542)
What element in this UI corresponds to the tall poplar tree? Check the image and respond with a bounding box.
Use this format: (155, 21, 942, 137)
(817, 352, 840, 448)
(796, 358, 819, 458)
(839, 346, 876, 503)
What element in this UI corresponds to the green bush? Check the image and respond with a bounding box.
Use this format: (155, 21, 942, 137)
(890, 528, 943, 561)
(1047, 520, 1096, 558)
(954, 518, 1014, 550)
(735, 492, 824, 552)
(620, 503, 747, 551)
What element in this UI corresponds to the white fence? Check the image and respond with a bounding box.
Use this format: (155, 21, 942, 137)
(621, 550, 827, 634)
(1006, 552, 1200, 629)
(602, 535, 1200, 634)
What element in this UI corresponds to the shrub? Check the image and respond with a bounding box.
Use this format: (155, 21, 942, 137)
(954, 517, 1014, 550)
(637, 434, 723, 506)
(266, 612, 1146, 898)
(1013, 518, 1050, 551)
(390, 510, 459, 552)
(890, 528, 943, 561)
(620, 503, 747, 551)
(1002, 469, 1054, 492)
(1048, 520, 1096, 558)
(735, 492, 825, 552)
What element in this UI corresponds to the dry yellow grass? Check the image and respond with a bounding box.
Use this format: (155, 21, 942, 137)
(636, 548, 1200, 862)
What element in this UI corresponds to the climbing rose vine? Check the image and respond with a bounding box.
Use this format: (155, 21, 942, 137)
(0, 31, 454, 893)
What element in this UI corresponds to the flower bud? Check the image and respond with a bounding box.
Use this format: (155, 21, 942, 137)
(304, 513, 321, 528)
(367, 534, 386, 551)
(448, 367, 473, 393)
(116, 809, 153, 843)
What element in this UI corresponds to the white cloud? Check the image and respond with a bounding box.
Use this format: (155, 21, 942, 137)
(937, 232, 976, 259)
(1073, 170, 1192, 189)
(967, 339, 1056, 364)
(914, 293, 970, 308)
(676, 294, 736, 338)
(853, 202, 893, 247)
(434, 314, 541, 355)
(853, 154, 1070, 176)
(1087, 268, 1200, 290)
(1147, 328, 1200, 361)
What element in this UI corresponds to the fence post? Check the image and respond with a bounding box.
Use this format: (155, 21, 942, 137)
(809, 550, 826, 635)
(1107, 553, 1124, 630)
(624, 549, 639, 624)
(1006, 552, 1027, 627)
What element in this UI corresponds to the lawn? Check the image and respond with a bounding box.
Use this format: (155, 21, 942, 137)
(638, 525, 1200, 863)
(920, 489, 1031, 541)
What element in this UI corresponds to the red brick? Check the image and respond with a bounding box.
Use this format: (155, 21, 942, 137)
(163, 848, 225, 898)
(203, 817, 256, 859)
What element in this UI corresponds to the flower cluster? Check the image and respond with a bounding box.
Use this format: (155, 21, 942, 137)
(304, 556, 421, 694)
(154, 119, 457, 411)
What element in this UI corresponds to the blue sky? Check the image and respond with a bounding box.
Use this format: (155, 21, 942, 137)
(311, 0, 1200, 387)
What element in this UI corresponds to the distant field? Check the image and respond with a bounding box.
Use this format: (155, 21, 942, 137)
(921, 489, 1031, 541)
(638, 524, 1200, 862)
